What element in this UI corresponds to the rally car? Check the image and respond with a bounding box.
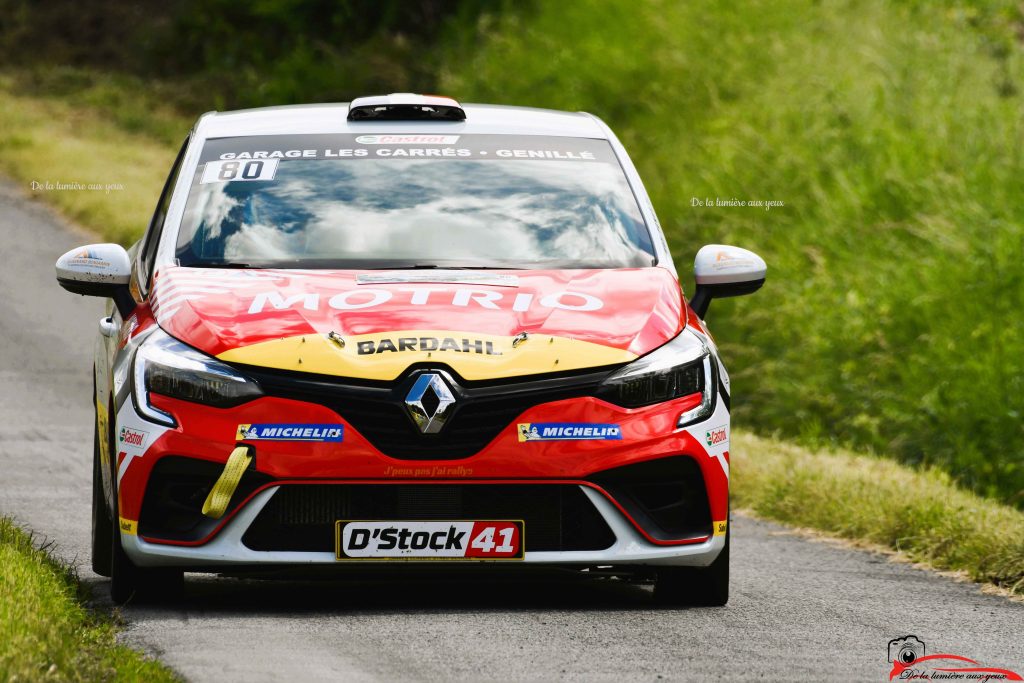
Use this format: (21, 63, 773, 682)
(55, 94, 766, 605)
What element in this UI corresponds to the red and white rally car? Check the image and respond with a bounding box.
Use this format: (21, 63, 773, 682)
(56, 94, 765, 605)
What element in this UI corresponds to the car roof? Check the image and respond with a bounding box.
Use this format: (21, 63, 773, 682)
(193, 102, 607, 140)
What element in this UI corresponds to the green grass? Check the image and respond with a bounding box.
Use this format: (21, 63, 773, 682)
(0, 72, 185, 244)
(732, 430, 1024, 595)
(0, 518, 178, 682)
(442, 0, 1024, 505)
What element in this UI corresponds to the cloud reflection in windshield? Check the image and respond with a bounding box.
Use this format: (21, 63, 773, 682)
(180, 158, 654, 268)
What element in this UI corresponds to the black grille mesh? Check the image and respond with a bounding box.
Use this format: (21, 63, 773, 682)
(590, 456, 712, 540)
(241, 484, 616, 553)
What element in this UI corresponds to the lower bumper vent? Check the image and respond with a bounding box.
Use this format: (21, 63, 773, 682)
(241, 484, 616, 553)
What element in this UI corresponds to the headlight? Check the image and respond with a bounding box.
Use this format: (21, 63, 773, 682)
(132, 328, 263, 426)
(597, 330, 716, 426)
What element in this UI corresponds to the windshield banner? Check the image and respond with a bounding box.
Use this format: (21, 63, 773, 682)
(199, 134, 619, 165)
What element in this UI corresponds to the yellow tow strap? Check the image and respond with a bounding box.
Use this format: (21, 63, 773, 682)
(201, 446, 253, 519)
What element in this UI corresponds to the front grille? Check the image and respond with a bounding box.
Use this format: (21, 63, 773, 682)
(240, 364, 613, 460)
(241, 484, 616, 553)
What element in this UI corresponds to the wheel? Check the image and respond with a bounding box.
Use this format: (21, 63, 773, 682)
(91, 417, 113, 577)
(654, 529, 729, 607)
(109, 497, 184, 605)
(109, 509, 137, 605)
(104, 413, 184, 605)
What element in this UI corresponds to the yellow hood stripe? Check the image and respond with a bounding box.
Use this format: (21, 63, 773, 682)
(216, 330, 636, 381)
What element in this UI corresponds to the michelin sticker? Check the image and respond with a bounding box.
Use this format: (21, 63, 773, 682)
(237, 424, 344, 442)
(518, 423, 622, 442)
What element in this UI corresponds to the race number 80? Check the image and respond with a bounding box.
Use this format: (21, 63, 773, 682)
(201, 158, 279, 184)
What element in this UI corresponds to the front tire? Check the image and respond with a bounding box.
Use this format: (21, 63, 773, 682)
(102, 410, 184, 604)
(654, 530, 729, 607)
(91, 413, 113, 577)
(109, 496, 184, 605)
(109, 510, 137, 605)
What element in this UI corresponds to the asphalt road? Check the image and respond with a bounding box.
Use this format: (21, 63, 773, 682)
(1, 177, 1021, 682)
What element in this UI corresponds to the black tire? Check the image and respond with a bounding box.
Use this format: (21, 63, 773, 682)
(109, 508, 137, 605)
(109, 495, 185, 605)
(104, 411, 184, 605)
(91, 421, 113, 577)
(654, 529, 729, 607)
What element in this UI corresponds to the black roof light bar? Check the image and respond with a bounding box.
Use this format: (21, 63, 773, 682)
(347, 93, 466, 121)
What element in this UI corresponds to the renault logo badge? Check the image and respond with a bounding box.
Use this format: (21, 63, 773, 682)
(404, 372, 456, 434)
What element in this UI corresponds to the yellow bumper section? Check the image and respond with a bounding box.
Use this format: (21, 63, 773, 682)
(201, 446, 253, 519)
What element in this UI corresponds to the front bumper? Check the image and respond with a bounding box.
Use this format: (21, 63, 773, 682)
(113, 376, 732, 569)
(125, 485, 726, 568)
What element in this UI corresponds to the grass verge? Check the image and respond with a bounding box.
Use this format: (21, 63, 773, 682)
(732, 431, 1024, 596)
(0, 518, 178, 681)
(0, 71, 183, 245)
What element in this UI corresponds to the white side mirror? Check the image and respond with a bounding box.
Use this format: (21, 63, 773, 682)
(690, 244, 766, 318)
(55, 243, 135, 316)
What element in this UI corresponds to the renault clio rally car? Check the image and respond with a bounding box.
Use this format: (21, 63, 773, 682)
(56, 94, 766, 605)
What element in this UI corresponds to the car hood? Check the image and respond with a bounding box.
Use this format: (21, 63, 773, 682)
(152, 267, 684, 381)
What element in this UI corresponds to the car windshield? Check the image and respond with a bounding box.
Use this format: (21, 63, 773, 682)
(175, 134, 655, 269)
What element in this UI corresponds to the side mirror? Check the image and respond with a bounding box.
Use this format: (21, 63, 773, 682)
(689, 244, 766, 318)
(55, 243, 135, 317)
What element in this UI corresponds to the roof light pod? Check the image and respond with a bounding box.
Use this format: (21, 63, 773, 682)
(347, 93, 466, 121)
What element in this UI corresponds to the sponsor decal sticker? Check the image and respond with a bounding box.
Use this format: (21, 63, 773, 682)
(201, 134, 618, 165)
(705, 424, 728, 448)
(118, 426, 148, 451)
(355, 134, 461, 145)
(713, 520, 728, 536)
(358, 336, 501, 356)
(67, 248, 111, 269)
(518, 422, 622, 442)
(711, 250, 758, 271)
(236, 423, 344, 442)
(886, 635, 1022, 681)
(246, 288, 604, 314)
(118, 517, 137, 535)
(201, 158, 279, 184)
(336, 520, 523, 560)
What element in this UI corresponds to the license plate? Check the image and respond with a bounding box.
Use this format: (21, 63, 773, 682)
(334, 520, 525, 561)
